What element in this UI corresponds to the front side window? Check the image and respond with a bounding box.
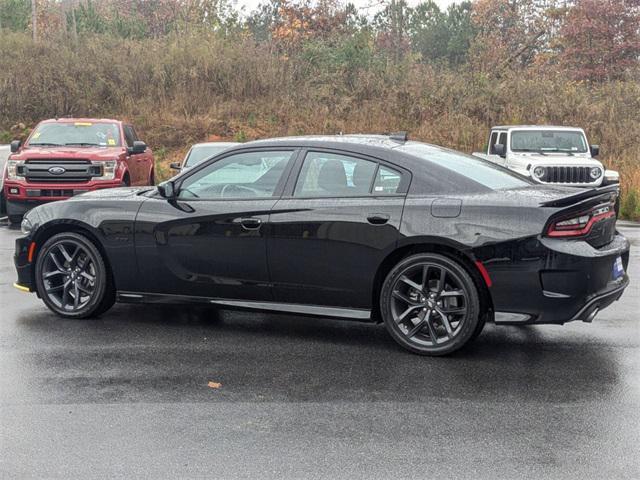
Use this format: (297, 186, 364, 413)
(178, 150, 293, 199)
(123, 126, 135, 148)
(510, 130, 588, 153)
(294, 151, 378, 197)
(28, 122, 122, 147)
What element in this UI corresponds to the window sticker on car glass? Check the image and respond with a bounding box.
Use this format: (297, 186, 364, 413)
(74, 122, 92, 126)
(107, 138, 116, 146)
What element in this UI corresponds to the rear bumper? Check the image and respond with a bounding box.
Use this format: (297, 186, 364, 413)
(480, 232, 630, 325)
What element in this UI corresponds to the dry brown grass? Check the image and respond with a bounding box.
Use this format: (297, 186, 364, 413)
(0, 32, 638, 218)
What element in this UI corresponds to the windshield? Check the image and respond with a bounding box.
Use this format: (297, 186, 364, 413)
(185, 145, 234, 167)
(27, 122, 122, 147)
(510, 130, 587, 153)
(398, 143, 531, 190)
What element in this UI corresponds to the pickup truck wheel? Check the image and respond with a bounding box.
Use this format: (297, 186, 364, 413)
(34, 232, 115, 318)
(8, 215, 23, 225)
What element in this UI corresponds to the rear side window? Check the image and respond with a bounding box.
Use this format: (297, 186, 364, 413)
(294, 152, 378, 197)
(398, 143, 531, 190)
(373, 166, 401, 194)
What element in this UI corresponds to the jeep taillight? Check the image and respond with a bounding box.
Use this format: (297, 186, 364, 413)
(546, 204, 615, 237)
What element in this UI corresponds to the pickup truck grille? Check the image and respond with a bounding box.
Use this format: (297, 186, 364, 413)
(540, 166, 597, 184)
(20, 159, 101, 183)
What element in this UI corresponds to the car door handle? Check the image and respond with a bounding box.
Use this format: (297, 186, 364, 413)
(239, 218, 262, 230)
(367, 214, 390, 225)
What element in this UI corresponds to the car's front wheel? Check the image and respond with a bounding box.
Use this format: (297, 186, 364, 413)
(380, 253, 481, 356)
(34, 232, 115, 318)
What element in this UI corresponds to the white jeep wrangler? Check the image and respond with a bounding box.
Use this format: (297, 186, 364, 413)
(472, 125, 619, 187)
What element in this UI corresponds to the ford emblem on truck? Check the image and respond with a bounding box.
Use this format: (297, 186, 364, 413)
(48, 166, 66, 175)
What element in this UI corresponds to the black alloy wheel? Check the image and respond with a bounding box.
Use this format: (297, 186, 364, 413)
(35, 232, 115, 318)
(380, 253, 481, 355)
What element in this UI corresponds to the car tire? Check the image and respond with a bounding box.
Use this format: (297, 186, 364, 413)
(8, 214, 23, 225)
(34, 232, 115, 318)
(380, 253, 481, 356)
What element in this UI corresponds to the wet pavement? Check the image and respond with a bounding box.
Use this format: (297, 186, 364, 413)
(0, 222, 639, 479)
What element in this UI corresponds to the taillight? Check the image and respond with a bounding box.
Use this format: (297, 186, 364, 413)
(546, 204, 615, 237)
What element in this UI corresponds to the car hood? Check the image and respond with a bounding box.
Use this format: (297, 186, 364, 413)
(12, 146, 126, 161)
(72, 186, 154, 200)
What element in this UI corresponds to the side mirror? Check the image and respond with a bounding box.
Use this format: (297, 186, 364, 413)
(492, 143, 506, 158)
(170, 162, 182, 171)
(10, 140, 21, 153)
(157, 180, 176, 199)
(590, 145, 600, 157)
(129, 141, 147, 155)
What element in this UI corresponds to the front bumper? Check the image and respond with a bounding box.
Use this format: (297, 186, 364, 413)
(14, 234, 34, 292)
(5, 180, 122, 217)
(480, 232, 630, 325)
(5, 180, 121, 201)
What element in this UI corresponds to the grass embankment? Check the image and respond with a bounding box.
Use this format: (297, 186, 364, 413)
(1, 33, 638, 219)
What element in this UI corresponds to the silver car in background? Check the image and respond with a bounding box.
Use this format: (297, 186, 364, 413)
(171, 142, 240, 173)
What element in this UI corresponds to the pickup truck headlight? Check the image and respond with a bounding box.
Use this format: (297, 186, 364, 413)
(590, 167, 602, 179)
(6, 160, 25, 180)
(92, 160, 117, 180)
(532, 166, 546, 179)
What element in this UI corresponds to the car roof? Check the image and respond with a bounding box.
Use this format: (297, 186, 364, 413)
(39, 118, 123, 124)
(492, 125, 585, 131)
(245, 134, 406, 150)
(192, 142, 241, 148)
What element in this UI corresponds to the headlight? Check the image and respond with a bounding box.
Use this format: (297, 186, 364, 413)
(532, 166, 546, 179)
(590, 167, 602, 179)
(6, 160, 25, 180)
(92, 160, 117, 180)
(20, 217, 33, 235)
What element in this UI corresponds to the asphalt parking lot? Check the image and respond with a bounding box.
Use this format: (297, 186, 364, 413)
(0, 222, 639, 479)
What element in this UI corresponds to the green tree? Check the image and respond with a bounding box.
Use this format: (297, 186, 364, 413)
(0, 0, 30, 31)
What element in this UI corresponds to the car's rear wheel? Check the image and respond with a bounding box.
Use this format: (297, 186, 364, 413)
(380, 253, 481, 356)
(34, 232, 115, 318)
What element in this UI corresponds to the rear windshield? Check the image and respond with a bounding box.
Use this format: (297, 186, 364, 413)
(28, 122, 122, 147)
(398, 143, 531, 190)
(511, 130, 587, 153)
(185, 145, 235, 167)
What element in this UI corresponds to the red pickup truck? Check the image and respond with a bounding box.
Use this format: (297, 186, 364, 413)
(4, 118, 154, 224)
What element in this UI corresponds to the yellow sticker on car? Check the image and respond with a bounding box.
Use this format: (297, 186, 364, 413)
(107, 138, 116, 145)
(74, 122, 92, 126)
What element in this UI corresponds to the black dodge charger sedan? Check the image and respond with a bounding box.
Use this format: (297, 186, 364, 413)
(14, 134, 630, 355)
